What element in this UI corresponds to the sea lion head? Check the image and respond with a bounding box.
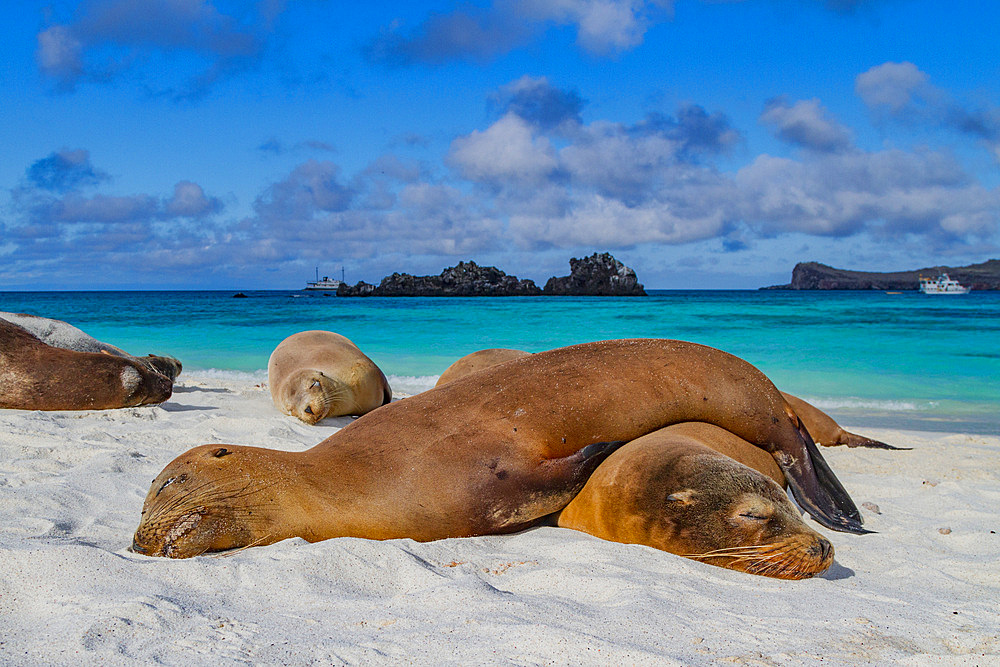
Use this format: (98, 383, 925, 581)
(282, 369, 349, 424)
(121, 359, 174, 406)
(131, 444, 287, 558)
(667, 455, 834, 580)
(144, 354, 183, 381)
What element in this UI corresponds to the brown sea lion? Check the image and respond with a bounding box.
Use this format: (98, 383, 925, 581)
(661, 422, 786, 485)
(131, 338, 866, 559)
(436, 350, 902, 452)
(435, 348, 531, 387)
(781, 392, 906, 450)
(0, 319, 173, 410)
(0, 311, 182, 381)
(267, 330, 391, 424)
(557, 424, 833, 579)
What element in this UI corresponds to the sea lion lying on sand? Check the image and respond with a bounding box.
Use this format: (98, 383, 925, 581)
(0, 311, 182, 381)
(437, 348, 899, 451)
(132, 339, 866, 559)
(267, 330, 391, 424)
(0, 318, 173, 410)
(557, 422, 834, 580)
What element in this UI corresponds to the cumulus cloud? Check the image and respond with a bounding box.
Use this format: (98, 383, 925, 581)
(760, 97, 852, 152)
(448, 114, 560, 186)
(491, 76, 586, 131)
(735, 148, 998, 241)
(164, 180, 223, 218)
(366, 0, 672, 65)
(443, 78, 999, 253)
(8, 149, 227, 285)
(35, 0, 288, 94)
(857, 62, 1000, 162)
(252, 160, 355, 222)
(26, 149, 109, 192)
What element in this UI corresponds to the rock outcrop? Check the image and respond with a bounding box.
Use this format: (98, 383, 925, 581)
(337, 261, 542, 297)
(543, 252, 646, 296)
(763, 260, 1000, 290)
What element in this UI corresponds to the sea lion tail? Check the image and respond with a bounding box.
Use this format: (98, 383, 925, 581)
(783, 419, 873, 535)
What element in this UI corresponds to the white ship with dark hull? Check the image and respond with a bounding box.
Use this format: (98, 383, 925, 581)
(918, 273, 970, 295)
(304, 267, 345, 292)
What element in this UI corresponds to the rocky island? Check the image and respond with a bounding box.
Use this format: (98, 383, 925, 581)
(337, 253, 646, 297)
(543, 252, 646, 296)
(764, 260, 1000, 291)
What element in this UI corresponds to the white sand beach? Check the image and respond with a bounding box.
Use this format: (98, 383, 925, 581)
(1, 374, 998, 665)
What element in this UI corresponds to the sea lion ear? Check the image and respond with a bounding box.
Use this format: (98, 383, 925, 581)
(666, 489, 697, 505)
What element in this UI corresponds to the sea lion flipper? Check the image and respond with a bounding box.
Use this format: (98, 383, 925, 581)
(844, 432, 911, 450)
(780, 419, 872, 534)
(542, 440, 629, 494)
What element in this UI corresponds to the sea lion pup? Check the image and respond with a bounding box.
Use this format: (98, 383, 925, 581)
(267, 330, 391, 424)
(435, 348, 531, 387)
(132, 339, 866, 559)
(0, 319, 173, 410)
(0, 311, 182, 381)
(557, 424, 834, 580)
(781, 392, 907, 450)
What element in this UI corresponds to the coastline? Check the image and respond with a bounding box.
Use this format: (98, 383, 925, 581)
(2, 373, 998, 664)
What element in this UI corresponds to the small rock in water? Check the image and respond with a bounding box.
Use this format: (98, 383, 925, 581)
(861, 502, 881, 514)
(938, 527, 952, 535)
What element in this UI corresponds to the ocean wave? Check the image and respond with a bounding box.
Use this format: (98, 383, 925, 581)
(387, 375, 439, 396)
(183, 368, 269, 383)
(806, 397, 930, 412)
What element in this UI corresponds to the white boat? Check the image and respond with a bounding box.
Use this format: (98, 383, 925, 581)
(304, 267, 344, 291)
(918, 273, 970, 294)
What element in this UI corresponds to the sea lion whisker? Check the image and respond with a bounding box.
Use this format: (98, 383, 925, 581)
(206, 533, 275, 558)
(682, 543, 774, 558)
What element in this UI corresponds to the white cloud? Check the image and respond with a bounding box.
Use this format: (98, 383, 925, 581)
(447, 113, 559, 185)
(760, 97, 852, 152)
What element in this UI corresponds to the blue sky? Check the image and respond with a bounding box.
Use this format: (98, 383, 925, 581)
(2, 0, 998, 290)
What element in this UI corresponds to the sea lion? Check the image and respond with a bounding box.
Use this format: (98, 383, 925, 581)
(660, 422, 786, 485)
(132, 339, 866, 559)
(436, 350, 901, 451)
(557, 424, 834, 580)
(435, 348, 531, 387)
(781, 392, 906, 450)
(0, 311, 182, 381)
(267, 330, 391, 424)
(0, 319, 173, 410)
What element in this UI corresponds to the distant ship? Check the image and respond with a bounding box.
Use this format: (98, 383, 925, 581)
(304, 267, 345, 292)
(918, 273, 970, 295)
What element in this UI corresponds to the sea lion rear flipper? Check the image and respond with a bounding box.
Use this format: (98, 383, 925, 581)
(844, 432, 911, 450)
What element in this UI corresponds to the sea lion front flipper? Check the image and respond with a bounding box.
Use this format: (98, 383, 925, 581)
(481, 440, 629, 533)
(779, 419, 872, 535)
(538, 440, 630, 503)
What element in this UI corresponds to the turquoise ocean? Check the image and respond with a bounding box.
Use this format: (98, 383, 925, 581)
(2, 290, 997, 435)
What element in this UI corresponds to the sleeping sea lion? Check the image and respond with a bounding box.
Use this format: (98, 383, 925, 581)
(435, 348, 531, 387)
(557, 424, 834, 579)
(0, 311, 182, 381)
(267, 330, 391, 424)
(131, 339, 867, 559)
(0, 319, 173, 410)
(781, 392, 906, 450)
